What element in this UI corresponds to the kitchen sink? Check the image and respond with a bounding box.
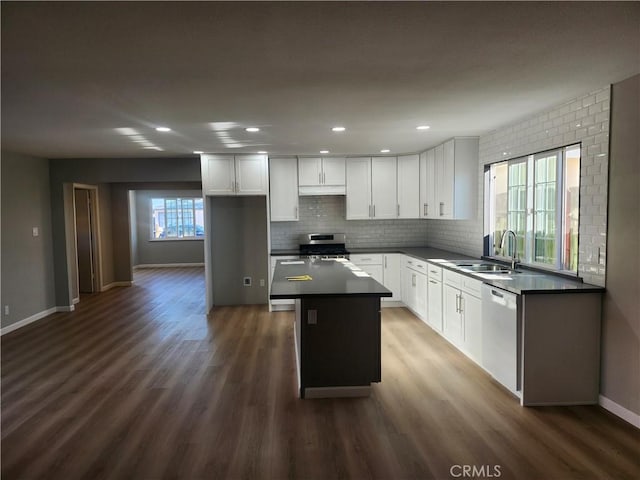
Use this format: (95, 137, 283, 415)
(455, 263, 520, 274)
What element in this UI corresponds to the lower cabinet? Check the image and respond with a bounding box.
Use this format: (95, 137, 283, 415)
(443, 270, 483, 360)
(402, 257, 427, 320)
(351, 253, 402, 305)
(426, 264, 443, 332)
(270, 256, 297, 310)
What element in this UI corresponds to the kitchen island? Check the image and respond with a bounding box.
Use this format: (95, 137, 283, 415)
(270, 258, 391, 398)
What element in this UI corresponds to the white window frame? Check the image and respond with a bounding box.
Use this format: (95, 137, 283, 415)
(150, 197, 205, 241)
(485, 144, 580, 273)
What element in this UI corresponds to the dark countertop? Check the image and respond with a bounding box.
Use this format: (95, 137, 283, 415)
(270, 246, 604, 295)
(270, 258, 392, 299)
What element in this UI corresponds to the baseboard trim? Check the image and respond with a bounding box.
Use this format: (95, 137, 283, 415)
(134, 263, 205, 269)
(101, 281, 132, 291)
(599, 395, 640, 428)
(72, 297, 80, 305)
(1, 305, 74, 335)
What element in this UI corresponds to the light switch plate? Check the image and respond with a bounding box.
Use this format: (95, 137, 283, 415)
(32, 227, 39, 237)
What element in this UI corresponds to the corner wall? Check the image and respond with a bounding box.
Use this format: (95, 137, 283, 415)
(601, 74, 640, 423)
(1, 151, 56, 330)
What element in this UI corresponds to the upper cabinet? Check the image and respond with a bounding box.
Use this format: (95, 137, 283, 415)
(397, 154, 420, 218)
(298, 157, 346, 195)
(201, 154, 268, 196)
(269, 157, 299, 221)
(346, 156, 397, 220)
(419, 137, 479, 220)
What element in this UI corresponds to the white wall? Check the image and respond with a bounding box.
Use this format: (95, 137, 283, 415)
(425, 85, 611, 286)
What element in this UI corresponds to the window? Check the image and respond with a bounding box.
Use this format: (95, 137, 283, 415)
(486, 144, 580, 272)
(151, 197, 204, 239)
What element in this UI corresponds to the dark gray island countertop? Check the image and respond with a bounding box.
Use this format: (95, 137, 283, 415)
(270, 258, 392, 299)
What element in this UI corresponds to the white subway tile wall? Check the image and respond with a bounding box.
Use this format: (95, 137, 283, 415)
(424, 86, 611, 286)
(270, 196, 429, 250)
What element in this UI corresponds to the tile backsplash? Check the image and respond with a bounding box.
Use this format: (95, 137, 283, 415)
(270, 196, 429, 250)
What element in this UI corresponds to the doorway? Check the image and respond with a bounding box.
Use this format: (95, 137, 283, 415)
(73, 186, 101, 295)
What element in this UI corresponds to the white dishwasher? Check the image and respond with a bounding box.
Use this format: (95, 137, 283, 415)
(482, 284, 519, 394)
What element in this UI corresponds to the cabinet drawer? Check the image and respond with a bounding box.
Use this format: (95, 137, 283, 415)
(350, 254, 383, 265)
(461, 276, 482, 298)
(443, 269, 463, 288)
(403, 256, 427, 272)
(426, 263, 443, 281)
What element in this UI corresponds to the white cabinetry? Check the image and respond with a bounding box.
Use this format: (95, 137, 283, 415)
(418, 137, 478, 219)
(426, 263, 443, 331)
(201, 154, 268, 196)
(419, 149, 437, 218)
(270, 256, 297, 310)
(351, 253, 401, 305)
(443, 269, 483, 360)
(402, 256, 427, 320)
(382, 254, 402, 302)
(298, 157, 345, 195)
(346, 157, 398, 220)
(397, 154, 420, 218)
(269, 157, 299, 221)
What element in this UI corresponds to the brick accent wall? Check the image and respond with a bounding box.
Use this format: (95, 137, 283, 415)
(270, 195, 429, 250)
(424, 86, 611, 286)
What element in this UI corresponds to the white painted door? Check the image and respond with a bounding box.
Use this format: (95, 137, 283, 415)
(443, 284, 463, 346)
(397, 154, 420, 218)
(462, 292, 482, 364)
(322, 157, 346, 186)
(383, 254, 402, 302)
(420, 148, 437, 219)
(269, 157, 299, 221)
(439, 140, 455, 218)
(427, 278, 443, 332)
(201, 154, 235, 195)
(235, 154, 267, 195)
(298, 157, 322, 186)
(346, 157, 372, 220)
(414, 272, 428, 320)
(371, 157, 397, 219)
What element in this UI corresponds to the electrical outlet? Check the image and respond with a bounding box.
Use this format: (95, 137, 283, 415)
(243, 277, 252, 287)
(32, 227, 39, 237)
(259, 279, 265, 287)
(4, 305, 9, 316)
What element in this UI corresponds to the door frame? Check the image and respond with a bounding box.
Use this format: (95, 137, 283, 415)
(71, 183, 103, 302)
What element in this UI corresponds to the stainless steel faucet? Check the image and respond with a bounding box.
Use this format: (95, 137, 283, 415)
(500, 230, 519, 270)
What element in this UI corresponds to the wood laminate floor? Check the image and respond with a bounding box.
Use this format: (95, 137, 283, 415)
(1, 267, 638, 480)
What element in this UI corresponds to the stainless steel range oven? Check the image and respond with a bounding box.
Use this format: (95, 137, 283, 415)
(298, 233, 350, 260)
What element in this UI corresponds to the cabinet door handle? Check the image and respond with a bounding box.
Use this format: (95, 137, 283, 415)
(429, 280, 437, 284)
(295, 206, 298, 218)
(423, 203, 427, 216)
(412, 273, 416, 287)
(439, 202, 444, 216)
(373, 205, 376, 217)
(397, 204, 400, 217)
(426, 203, 429, 216)
(384, 256, 387, 268)
(323, 171, 326, 184)
(459, 295, 464, 314)
(455, 294, 460, 313)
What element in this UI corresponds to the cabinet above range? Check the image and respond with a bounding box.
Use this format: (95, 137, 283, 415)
(298, 156, 346, 195)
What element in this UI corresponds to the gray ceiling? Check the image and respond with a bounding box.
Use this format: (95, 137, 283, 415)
(2, 2, 639, 159)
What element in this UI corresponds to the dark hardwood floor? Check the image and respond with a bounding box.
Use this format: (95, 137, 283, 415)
(2, 267, 638, 480)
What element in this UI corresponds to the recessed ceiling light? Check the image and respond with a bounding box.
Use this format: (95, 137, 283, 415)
(193, 150, 204, 154)
(380, 149, 390, 153)
(245, 127, 260, 132)
(155, 126, 171, 132)
(258, 151, 267, 154)
(320, 150, 329, 154)
(331, 126, 346, 132)
(416, 125, 430, 130)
